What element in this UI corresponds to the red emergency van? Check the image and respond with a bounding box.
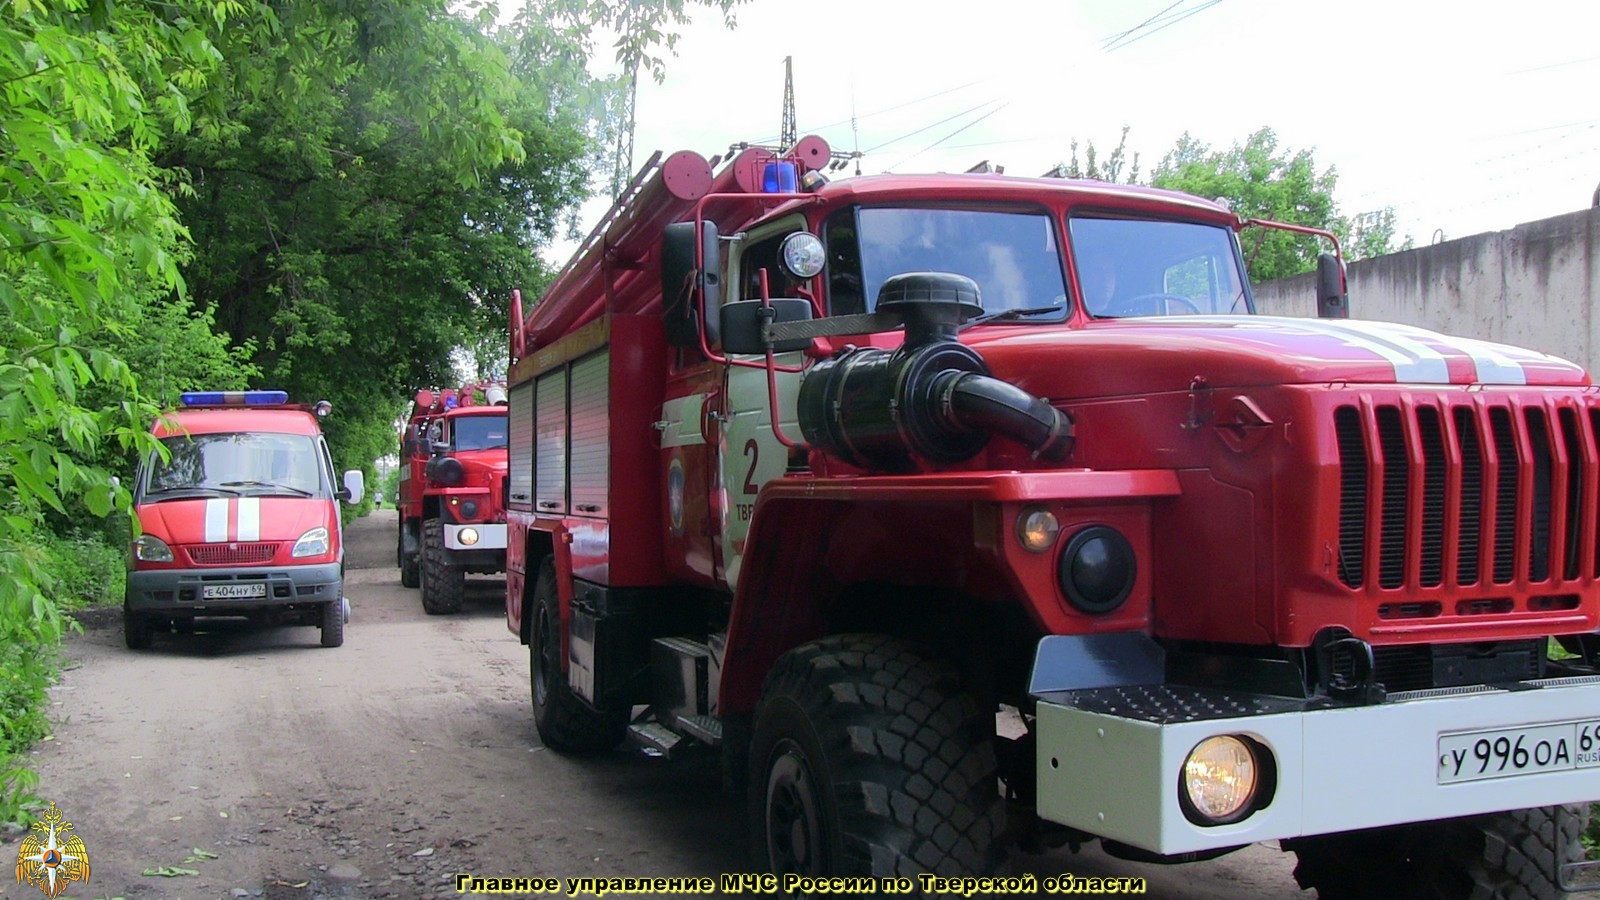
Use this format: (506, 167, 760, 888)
(123, 390, 365, 649)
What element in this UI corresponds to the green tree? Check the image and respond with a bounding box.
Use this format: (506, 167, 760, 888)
(1046, 125, 1141, 184)
(1150, 127, 1409, 281)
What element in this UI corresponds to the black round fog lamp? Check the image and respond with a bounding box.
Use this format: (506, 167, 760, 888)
(460, 500, 479, 519)
(1058, 526, 1136, 614)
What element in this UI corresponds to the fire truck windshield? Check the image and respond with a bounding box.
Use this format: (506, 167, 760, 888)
(452, 415, 507, 451)
(848, 207, 1069, 318)
(144, 433, 324, 498)
(1068, 216, 1251, 318)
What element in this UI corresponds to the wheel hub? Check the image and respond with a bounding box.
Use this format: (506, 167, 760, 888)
(766, 743, 823, 875)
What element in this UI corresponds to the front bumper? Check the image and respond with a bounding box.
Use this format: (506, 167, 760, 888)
(126, 562, 342, 613)
(444, 522, 506, 551)
(1032, 641, 1600, 855)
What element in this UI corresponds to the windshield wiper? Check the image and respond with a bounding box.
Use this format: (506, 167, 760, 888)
(144, 487, 240, 500)
(960, 305, 1064, 331)
(221, 480, 315, 497)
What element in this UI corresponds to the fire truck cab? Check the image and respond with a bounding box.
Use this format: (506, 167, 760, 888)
(124, 390, 364, 649)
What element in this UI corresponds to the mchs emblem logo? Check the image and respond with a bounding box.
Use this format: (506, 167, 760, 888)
(15, 803, 89, 898)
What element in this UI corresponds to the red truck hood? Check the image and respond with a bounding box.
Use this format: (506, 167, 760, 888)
(136, 496, 331, 545)
(968, 315, 1589, 398)
(454, 449, 508, 474)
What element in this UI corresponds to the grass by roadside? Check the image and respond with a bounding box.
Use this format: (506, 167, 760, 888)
(0, 524, 126, 826)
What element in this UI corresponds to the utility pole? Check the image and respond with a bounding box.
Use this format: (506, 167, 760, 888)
(780, 56, 796, 153)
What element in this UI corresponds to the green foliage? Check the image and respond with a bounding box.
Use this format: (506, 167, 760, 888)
(1048, 125, 1141, 184)
(380, 466, 402, 507)
(39, 528, 126, 612)
(1059, 127, 1411, 282)
(1151, 128, 1338, 282)
(1149, 127, 1409, 281)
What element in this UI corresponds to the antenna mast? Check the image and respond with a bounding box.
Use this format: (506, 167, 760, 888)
(780, 56, 797, 153)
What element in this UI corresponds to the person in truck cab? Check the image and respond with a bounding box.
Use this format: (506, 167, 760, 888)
(1078, 253, 1121, 316)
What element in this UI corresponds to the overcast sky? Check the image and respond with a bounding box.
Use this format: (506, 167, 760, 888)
(551, 0, 1597, 254)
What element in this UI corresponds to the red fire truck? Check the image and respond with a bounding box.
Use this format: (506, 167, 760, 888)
(504, 137, 1600, 895)
(125, 390, 364, 648)
(397, 382, 510, 614)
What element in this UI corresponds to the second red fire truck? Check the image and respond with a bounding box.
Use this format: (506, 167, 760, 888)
(397, 382, 510, 614)
(502, 137, 1600, 896)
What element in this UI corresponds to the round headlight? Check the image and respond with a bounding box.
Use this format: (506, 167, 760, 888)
(1058, 526, 1136, 614)
(460, 500, 479, 519)
(1182, 735, 1259, 824)
(779, 232, 826, 280)
(459, 527, 480, 546)
(1017, 507, 1060, 552)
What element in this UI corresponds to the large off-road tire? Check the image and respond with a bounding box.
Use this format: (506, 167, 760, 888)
(398, 521, 420, 588)
(419, 517, 463, 614)
(748, 633, 1007, 879)
(123, 606, 155, 650)
(1286, 804, 1588, 899)
(320, 597, 345, 648)
(529, 557, 626, 753)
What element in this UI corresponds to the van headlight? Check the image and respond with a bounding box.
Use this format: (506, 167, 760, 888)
(292, 527, 330, 558)
(1181, 735, 1262, 824)
(132, 535, 174, 563)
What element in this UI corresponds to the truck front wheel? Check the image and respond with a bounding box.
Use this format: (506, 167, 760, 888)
(419, 517, 463, 614)
(748, 634, 1007, 878)
(398, 521, 420, 588)
(529, 557, 626, 753)
(1285, 804, 1587, 899)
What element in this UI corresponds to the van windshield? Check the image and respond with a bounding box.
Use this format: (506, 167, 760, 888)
(144, 433, 324, 498)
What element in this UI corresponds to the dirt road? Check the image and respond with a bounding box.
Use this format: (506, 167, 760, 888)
(10, 510, 1309, 898)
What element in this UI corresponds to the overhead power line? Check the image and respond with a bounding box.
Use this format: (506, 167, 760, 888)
(1101, 0, 1186, 49)
(1102, 0, 1223, 53)
(864, 98, 1005, 155)
(886, 101, 1012, 172)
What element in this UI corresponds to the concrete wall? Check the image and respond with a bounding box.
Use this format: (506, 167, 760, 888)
(1253, 207, 1600, 373)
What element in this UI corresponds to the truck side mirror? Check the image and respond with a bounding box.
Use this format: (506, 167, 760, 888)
(662, 221, 722, 348)
(340, 469, 365, 505)
(1317, 252, 1349, 319)
(721, 298, 815, 354)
